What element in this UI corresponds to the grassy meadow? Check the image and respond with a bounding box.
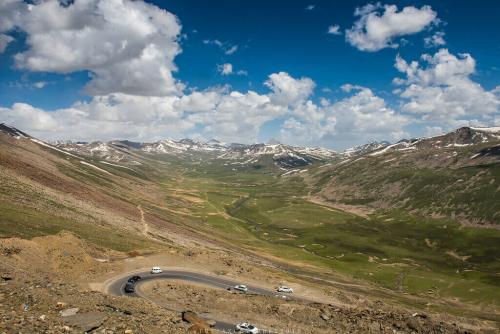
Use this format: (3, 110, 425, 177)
(154, 159, 500, 310)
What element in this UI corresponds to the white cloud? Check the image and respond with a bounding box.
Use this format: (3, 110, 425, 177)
(0, 94, 194, 142)
(0, 0, 25, 32)
(200, 91, 287, 142)
(225, 45, 238, 55)
(346, 3, 438, 51)
(328, 87, 409, 138)
(424, 126, 444, 137)
(0, 34, 14, 53)
(265, 72, 316, 106)
(218, 63, 233, 75)
(394, 49, 500, 126)
(327, 25, 342, 35)
(203, 39, 238, 55)
(33, 81, 48, 89)
(217, 63, 247, 76)
(340, 83, 365, 92)
(0, 72, 305, 144)
(0, 0, 27, 53)
(0, 103, 59, 132)
(305, 5, 316, 11)
(424, 31, 446, 48)
(8, 80, 52, 90)
(175, 91, 221, 114)
(280, 86, 409, 148)
(1, 62, 413, 148)
(2, 0, 182, 96)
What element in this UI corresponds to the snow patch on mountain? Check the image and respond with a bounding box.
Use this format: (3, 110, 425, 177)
(31, 138, 81, 158)
(470, 126, 500, 133)
(80, 161, 112, 175)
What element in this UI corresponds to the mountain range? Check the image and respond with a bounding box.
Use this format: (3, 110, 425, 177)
(1, 122, 499, 226)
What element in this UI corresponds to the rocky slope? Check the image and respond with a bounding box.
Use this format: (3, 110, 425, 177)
(309, 127, 500, 225)
(1, 231, 494, 334)
(0, 233, 184, 334)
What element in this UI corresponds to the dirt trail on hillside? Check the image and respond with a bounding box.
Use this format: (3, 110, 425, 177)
(137, 205, 149, 237)
(307, 196, 374, 218)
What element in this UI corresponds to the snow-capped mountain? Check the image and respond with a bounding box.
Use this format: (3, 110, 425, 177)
(142, 138, 227, 154)
(50, 135, 337, 169)
(4, 123, 498, 171)
(342, 141, 391, 157)
(56, 141, 131, 163)
(217, 143, 336, 168)
(366, 127, 500, 157)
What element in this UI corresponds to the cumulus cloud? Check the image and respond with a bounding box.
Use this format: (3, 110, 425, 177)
(0, 34, 14, 53)
(2, 62, 410, 148)
(394, 49, 500, 126)
(0, 0, 27, 53)
(305, 4, 316, 11)
(346, 3, 438, 51)
(265, 72, 316, 106)
(0, 95, 194, 141)
(280, 86, 409, 148)
(0, 72, 308, 143)
(217, 63, 247, 76)
(200, 91, 288, 142)
(325, 87, 409, 145)
(327, 25, 342, 35)
(218, 63, 233, 75)
(424, 31, 446, 48)
(340, 83, 365, 92)
(0, 0, 25, 32)
(2, 0, 183, 96)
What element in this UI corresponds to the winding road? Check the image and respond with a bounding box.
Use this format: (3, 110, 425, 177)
(107, 269, 300, 333)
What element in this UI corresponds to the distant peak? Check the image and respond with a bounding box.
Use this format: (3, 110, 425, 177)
(178, 138, 196, 145)
(206, 138, 221, 144)
(0, 123, 31, 139)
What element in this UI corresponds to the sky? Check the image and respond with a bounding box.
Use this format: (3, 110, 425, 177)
(0, 0, 499, 150)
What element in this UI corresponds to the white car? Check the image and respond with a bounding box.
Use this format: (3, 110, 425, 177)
(233, 284, 248, 292)
(151, 267, 162, 274)
(277, 285, 293, 293)
(236, 322, 259, 334)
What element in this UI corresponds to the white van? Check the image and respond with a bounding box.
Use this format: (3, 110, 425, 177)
(151, 266, 162, 274)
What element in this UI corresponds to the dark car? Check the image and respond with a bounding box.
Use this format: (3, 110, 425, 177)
(124, 282, 135, 293)
(127, 275, 141, 283)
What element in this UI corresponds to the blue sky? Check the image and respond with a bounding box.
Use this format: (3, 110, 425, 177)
(0, 0, 499, 149)
(169, 0, 500, 93)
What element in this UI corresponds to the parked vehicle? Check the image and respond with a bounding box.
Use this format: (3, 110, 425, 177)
(236, 322, 259, 333)
(151, 267, 162, 274)
(233, 284, 248, 292)
(277, 285, 293, 293)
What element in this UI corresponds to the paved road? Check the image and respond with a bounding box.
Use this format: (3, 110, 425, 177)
(107, 269, 297, 333)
